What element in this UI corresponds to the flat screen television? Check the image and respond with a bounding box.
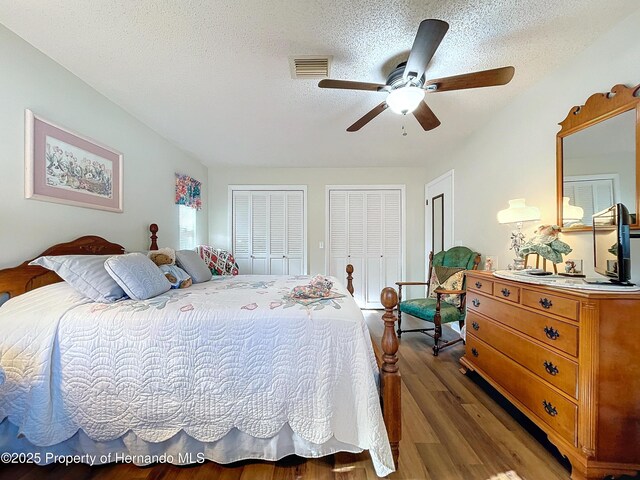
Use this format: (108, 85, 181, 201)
(592, 203, 633, 285)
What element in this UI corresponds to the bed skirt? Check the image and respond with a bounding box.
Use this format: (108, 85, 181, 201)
(0, 419, 363, 467)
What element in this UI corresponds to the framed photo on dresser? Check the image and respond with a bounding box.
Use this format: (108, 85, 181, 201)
(24, 109, 123, 212)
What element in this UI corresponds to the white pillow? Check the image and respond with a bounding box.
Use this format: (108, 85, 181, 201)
(176, 250, 212, 283)
(29, 255, 126, 303)
(104, 253, 171, 300)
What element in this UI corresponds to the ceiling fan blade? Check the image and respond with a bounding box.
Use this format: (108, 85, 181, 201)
(318, 79, 387, 92)
(412, 101, 441, 131)
(425, 66, 515, 92)
(347, 102, 389, 132)
(403, 19, 449, 82)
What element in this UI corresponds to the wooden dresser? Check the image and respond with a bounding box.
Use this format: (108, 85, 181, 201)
(460, 270, 640, 480)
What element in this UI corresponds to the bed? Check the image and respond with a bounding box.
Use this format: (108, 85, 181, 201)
(0, 231, 401, 476)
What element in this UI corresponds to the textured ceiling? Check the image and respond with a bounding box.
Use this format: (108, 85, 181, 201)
(0, 0, 638, 168)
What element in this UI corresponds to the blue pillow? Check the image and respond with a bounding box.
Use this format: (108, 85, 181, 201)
(104, 253, 171, 300)
(176, 250, 212, 283)
(29, 255, 126, 303)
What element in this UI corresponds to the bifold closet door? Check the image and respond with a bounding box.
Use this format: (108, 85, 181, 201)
(232, 191, 251, 274)
(365, 191, 402, 307)
(268, 192, 304, 275)
(329, 188, 402, 309)
(232, 190, 305, 275)
(329, 190, 365, 306)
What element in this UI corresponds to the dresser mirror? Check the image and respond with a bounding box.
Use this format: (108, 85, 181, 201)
(556, 84, 640, 231)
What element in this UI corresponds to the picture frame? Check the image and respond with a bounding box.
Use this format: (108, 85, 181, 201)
(563, 258, 584, 275)
(25, 109, 123, 212)
(484, 255, 498, 271)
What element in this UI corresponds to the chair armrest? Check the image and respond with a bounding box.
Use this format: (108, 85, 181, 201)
(434, 288, 466, 295)
(396, 281, 430, 286)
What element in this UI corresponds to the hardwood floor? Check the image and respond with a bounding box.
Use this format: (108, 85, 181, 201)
(1, 311, 636, 480)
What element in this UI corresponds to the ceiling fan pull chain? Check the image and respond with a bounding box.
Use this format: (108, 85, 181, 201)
(402, 125, 407, 137)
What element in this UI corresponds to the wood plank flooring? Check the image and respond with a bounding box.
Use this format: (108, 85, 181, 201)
(2, 311, 636, 480)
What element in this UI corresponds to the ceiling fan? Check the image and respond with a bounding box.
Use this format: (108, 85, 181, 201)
(318, 19, 515, 132)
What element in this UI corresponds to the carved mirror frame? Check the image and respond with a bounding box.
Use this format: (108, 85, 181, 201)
(556, 83, 640, 232)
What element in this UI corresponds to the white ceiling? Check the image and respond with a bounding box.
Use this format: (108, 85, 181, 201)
(1, 0, 638, 168)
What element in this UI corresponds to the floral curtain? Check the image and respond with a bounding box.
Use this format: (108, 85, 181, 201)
(175, 173, 202, 210)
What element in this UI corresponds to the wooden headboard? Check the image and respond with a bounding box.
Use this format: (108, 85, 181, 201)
(0, 236, 125, 300)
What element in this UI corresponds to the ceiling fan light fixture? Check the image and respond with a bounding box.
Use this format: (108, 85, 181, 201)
(386, 86, 425, 115)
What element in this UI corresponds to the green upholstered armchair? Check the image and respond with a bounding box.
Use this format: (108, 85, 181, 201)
(396, 246, 480, 356)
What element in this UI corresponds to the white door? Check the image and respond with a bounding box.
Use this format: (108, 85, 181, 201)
(285, 191, 304, 275)
(328, 187, 403, 309)
(232, 191, 251, 274)
(425, 171, 454, 260)
(268, 192, 286, 275)
(231, 188, 306, 275)
(250, 192, 269, 274)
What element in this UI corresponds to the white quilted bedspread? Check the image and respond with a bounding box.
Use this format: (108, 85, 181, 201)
(0, 276, 393, 476)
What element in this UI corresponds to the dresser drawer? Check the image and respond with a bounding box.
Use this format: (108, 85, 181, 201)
(467, 312, 578, 398)
(468, 277, 493, 295)
(494, 281, 520, 303)
(467, 294, 578, 357)
(466, 335, 577, 445)
(522, 289, 579, 321)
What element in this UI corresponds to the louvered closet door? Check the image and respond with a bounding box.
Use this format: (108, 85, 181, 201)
(267, 191, 304, 275)
(329, 188, 402, 309)
(364, 190, 402, 308)
(381, 191, 402, 294)
(329, 191, 351, 295)
(365, 192, 383, 308)
(285, 192, 304, 275)
(347, 191, 366, 306)
(232, 189, 306, 275)
(232, 191, 251, 274)
(250, 193, 269, 274)
(268, 192, 287, 275)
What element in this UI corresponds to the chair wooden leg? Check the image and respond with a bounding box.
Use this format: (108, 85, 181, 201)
(432, 309, 442, 356)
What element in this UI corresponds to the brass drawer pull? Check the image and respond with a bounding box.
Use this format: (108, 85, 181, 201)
(543, 361, 559, 376)
(471, 347, 479, 357)
(501, 288, 511, 297)
(475, 281, 482, 288)
(472, 321, 480, 331)
(544, 326, 560, 340)
(472, 298, 480, 308)
(539, 297, 553, 309)
(542, 400, 558, 417)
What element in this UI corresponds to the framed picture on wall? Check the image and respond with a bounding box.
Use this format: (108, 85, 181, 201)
(25, 109, 123, 212)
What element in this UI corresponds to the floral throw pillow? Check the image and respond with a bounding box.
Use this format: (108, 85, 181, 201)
(428, 265, 466, 307)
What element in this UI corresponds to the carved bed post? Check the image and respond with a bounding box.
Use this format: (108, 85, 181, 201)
(149, 224, 159, 251)
(380, 287, 401, 468)
(346, 264, 354, 296)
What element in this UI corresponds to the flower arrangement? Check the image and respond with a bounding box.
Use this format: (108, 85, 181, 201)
(519, 225, 572, 264)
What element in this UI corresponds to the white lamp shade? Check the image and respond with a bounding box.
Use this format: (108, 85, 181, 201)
(497, 198, 541, 224)
(386, 86, 425, 115)
(562, 197, 584, 222)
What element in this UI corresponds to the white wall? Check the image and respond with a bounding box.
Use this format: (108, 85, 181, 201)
(208, 167, 430, 294)
(0, 25, 208, 268)
(440, 8, 640, 283)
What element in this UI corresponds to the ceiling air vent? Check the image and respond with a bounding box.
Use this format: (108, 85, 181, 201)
(289, 55, 332, 79)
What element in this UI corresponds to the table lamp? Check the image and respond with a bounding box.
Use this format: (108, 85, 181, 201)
(497, 198, 541, 270)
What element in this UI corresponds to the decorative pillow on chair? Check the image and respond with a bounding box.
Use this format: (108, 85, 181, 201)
(428, 265, 465, 307)
(197, 246, 239, 276)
